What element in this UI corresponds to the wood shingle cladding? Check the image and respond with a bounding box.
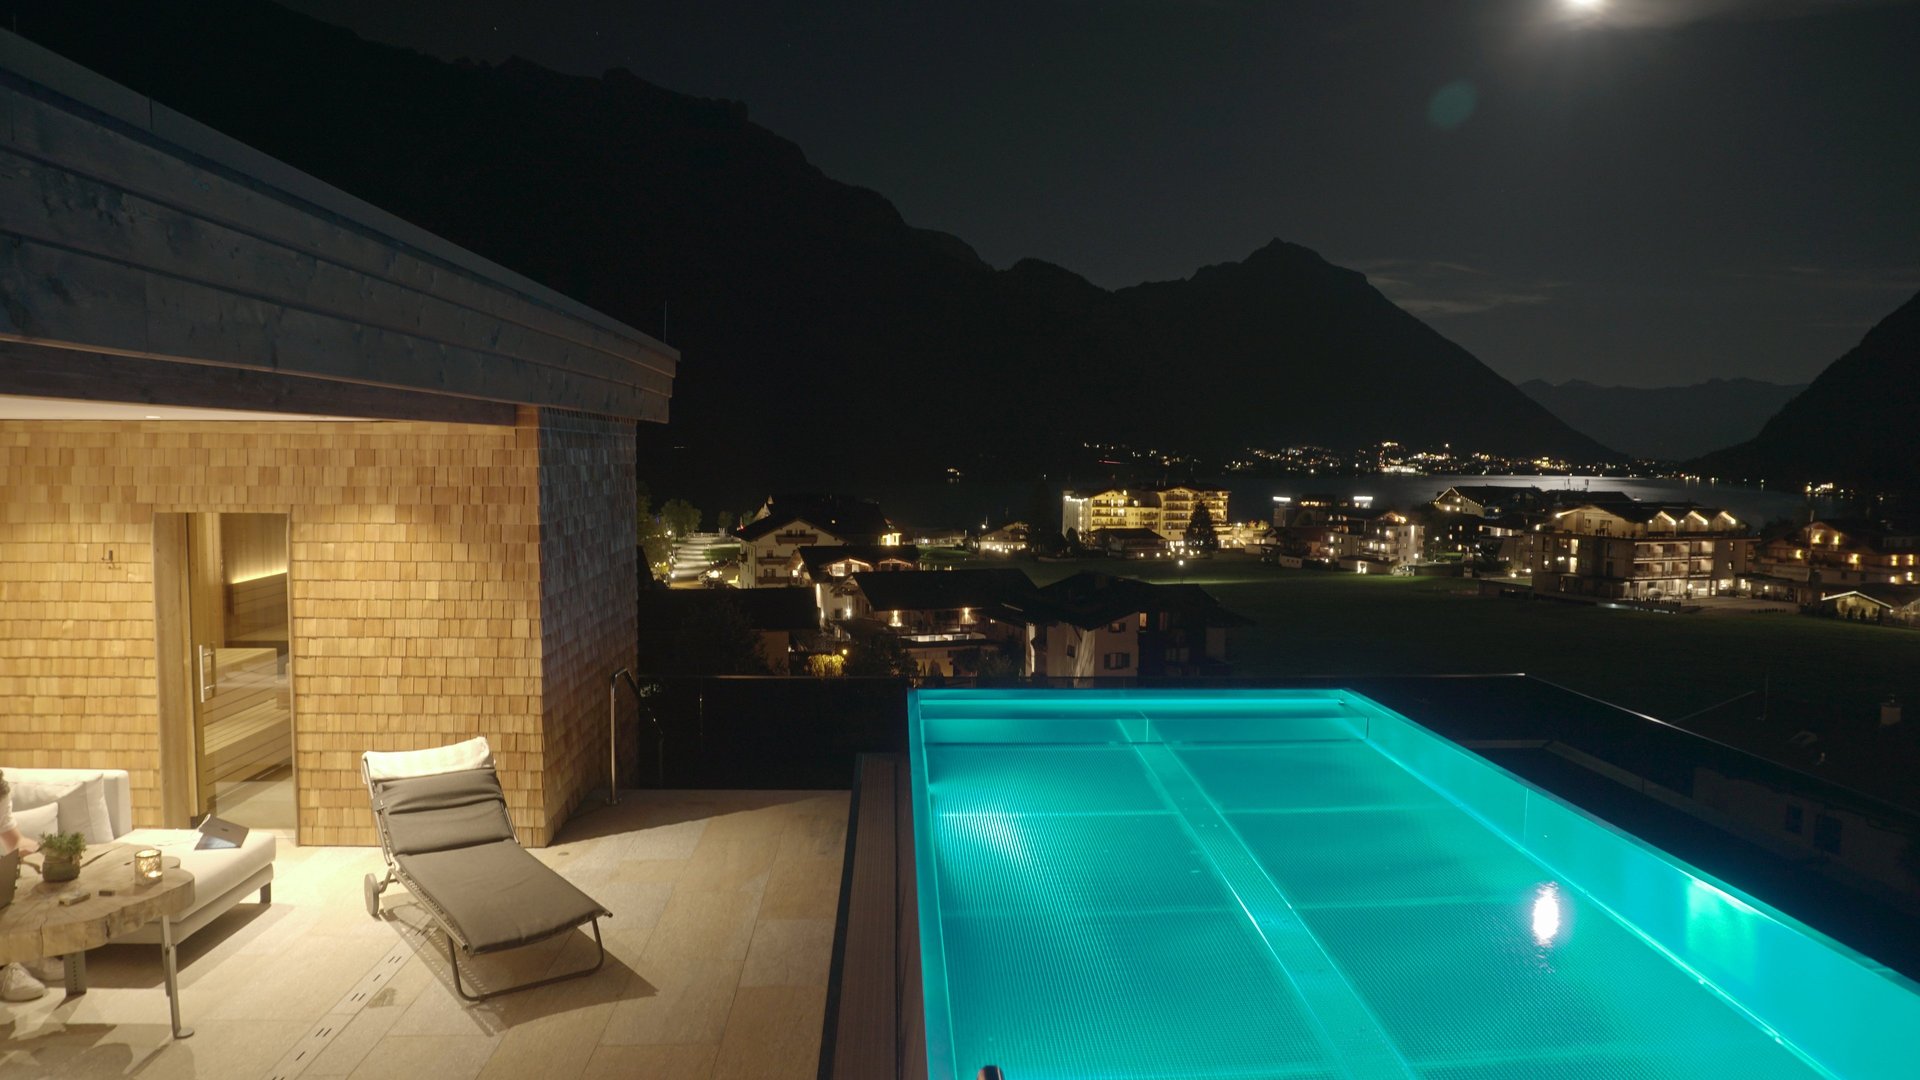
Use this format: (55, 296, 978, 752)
(0, 416, 546, 844)
(534, 410, 640, 836)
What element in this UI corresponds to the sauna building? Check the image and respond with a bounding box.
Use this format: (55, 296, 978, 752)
(0, 30, 674, 846)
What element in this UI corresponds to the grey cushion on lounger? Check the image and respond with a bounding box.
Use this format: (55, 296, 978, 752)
(376, 768, 517, 856)
(396, 840, 609, 953)
(372, 766, 610, 954)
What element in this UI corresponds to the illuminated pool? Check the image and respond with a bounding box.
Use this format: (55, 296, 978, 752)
(908, 689, 1919, 1080)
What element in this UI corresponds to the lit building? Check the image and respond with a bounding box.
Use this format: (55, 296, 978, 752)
(786, 544, 921, 586)
(1017, 572, 1248, 679)
(1062, 488, 1161, 540)
(1812, 586, 1920, 627)
(1359, 510, 1425, 567)
(1273, 492, 1375, 531)
(830, 569, 1035, 676)
(1157, 486, 1231, 541)
(976, 522, 1031, 556)
(1531, 503, 1747, 600)
(1062, 485, 1230, 542)
(1746, 518, 1920, 603)
(734, 495, 897, 588)
(1094, 527, 1172, 559)
(1431, 485, 1541, 518)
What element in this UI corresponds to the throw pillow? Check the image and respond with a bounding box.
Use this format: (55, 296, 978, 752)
(9, 780, 96, 843)
(14, 801, 59, 843)
(82, 774, 115, 843)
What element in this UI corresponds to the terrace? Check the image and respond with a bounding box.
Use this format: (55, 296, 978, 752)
(2, 791, 846, 1080)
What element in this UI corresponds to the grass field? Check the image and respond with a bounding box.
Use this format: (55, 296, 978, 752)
(1014, 553, 1920, 734)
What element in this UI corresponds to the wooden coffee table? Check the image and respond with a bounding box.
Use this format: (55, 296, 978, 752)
(0, 843, 198, 1038)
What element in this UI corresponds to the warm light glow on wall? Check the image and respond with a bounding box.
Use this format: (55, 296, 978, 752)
(227, 567, 289, 584)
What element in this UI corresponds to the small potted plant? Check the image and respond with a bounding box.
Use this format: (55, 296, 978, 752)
(39, 831, 86, 884)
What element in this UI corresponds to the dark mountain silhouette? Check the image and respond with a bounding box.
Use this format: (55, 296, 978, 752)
(5, 0, 1615, 491)
(1695, 291, 1920, 491)
(1519, 378, 1806, 461)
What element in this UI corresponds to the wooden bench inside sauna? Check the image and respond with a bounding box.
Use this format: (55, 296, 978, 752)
(199, 646, 291, 802)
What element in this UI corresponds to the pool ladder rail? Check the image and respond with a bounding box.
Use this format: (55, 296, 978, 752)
(606, 666, 664, 801)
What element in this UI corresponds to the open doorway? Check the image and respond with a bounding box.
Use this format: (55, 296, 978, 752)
(154, 512, 296, 832)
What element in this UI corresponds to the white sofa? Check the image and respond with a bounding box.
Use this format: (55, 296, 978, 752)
(7, 767, 276, 944)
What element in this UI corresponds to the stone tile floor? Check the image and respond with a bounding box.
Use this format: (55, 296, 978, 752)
(0, 790, 848, 1080)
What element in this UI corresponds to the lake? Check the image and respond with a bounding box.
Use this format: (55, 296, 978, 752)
(869, 473, 1812, 532)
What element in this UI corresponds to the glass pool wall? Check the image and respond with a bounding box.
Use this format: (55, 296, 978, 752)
(908, 688, 1920, 1080)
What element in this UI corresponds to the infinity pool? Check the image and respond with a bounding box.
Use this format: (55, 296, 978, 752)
(908, 689, 1919, 1080)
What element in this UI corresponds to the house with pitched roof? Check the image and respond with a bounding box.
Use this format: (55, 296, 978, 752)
(829, 569, 1036, 676)
(734, 494, 899, 587)
(1015, 572, 1249, 679)
(1530, 502, 1749, 600)
(787, 544, 922, 586)
(1748, 517, 1920, 603)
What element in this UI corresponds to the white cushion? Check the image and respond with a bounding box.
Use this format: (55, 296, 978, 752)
(120, 828, 277, 909)
(362, 736, 492, 782)
(82, 778, 113, 846)
(8, 774, 113, 845)
(14, 801, 58, 842)
(9, 779, 110, 844)
(0, 769, 131, 838)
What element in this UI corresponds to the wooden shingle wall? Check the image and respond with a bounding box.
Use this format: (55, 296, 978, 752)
(534, 410, 638, 839)
(0, 414, 552, 845)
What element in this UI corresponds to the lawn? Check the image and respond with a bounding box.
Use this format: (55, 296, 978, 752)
(1012, 553, 1920, 733)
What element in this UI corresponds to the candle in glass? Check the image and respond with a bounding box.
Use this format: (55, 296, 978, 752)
(134, 848, 163, 885)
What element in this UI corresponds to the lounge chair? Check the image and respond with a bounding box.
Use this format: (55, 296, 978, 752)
(360, 737, 610, 1001)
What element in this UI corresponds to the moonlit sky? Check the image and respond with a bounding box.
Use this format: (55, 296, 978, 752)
(280, 0, 1920, 387)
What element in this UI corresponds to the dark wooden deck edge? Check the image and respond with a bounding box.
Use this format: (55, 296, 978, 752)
(821, 753, 926, 1080)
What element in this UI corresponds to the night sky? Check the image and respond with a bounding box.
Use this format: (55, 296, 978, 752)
(281, 0, 1919, 388)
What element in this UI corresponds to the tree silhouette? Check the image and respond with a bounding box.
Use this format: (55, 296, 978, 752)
(661, 498, 702, 538)
(636, 483, 671, 580)
(1185, 503, 1220, 553)
(636, 595, 770, 676)
(1023, 479, 1062, 553)
(846, 629, 921, 678)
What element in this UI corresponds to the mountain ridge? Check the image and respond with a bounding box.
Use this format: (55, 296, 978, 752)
(1519, 377, 1807, 461)
(1694, 292, 1920, 490)
(4, 0, 1619, 491)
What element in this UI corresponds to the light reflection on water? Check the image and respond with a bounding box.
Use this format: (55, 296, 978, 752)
(1532, 881, 1565, 948)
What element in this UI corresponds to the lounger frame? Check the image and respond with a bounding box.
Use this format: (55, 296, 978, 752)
(361, 757, 607, 1002)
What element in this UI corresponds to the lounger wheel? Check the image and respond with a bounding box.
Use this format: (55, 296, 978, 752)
(364, 872, 381, 918)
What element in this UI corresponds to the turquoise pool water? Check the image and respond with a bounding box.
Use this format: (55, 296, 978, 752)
(908, 689, 1920, 1080)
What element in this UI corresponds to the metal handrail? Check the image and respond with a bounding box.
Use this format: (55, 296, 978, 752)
(608, 666, 663, 803)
